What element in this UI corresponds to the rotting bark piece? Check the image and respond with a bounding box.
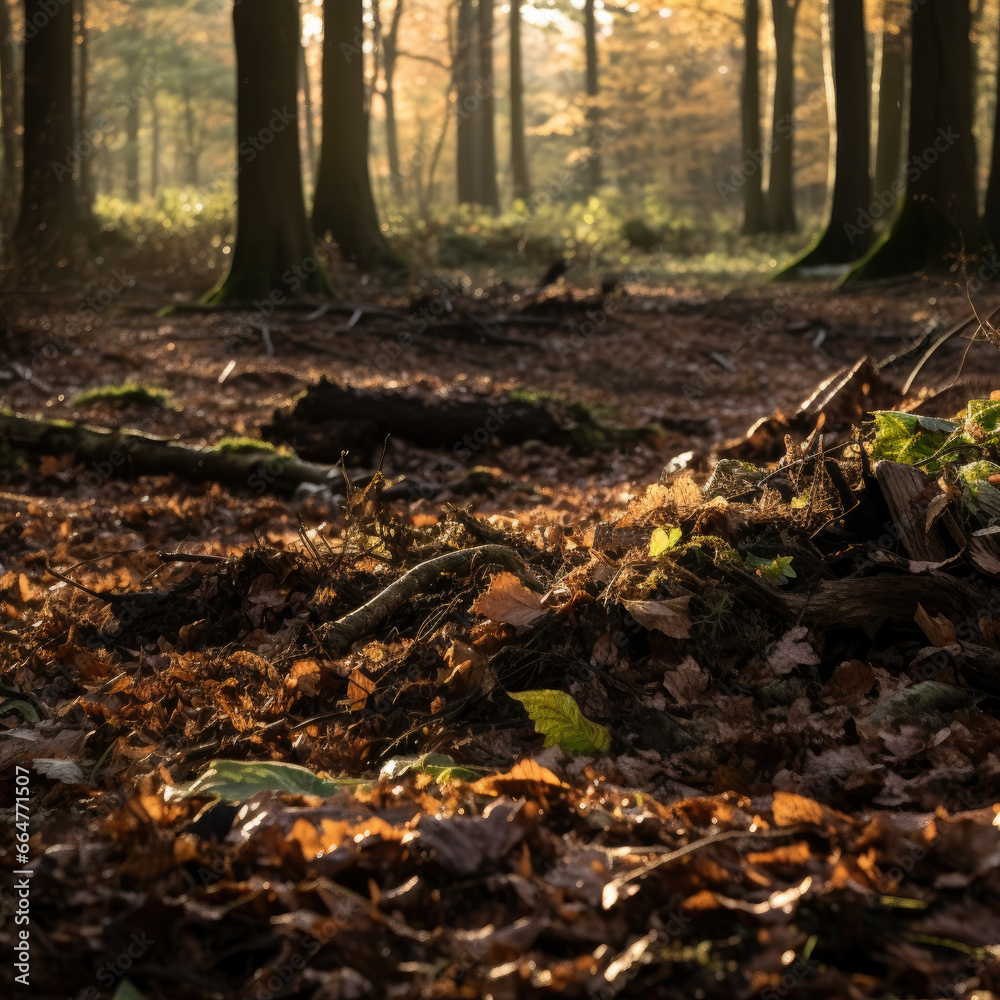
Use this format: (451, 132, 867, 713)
(794, 357, 895, 429)
(264, 377, 650, 462)
(783, 574, 985, 637)
(967, 529, 1000, 576)
(875, 461, 953, 563)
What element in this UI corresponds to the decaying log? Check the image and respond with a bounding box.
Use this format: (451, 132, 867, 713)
(265, 376, 649, 462)
(0, 410, 344, 495)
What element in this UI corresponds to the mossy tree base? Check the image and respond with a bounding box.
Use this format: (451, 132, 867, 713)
(843, 197, 992, 284)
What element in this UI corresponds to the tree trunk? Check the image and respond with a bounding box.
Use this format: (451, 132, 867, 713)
(182, 83, 199, 186)
(149, 89, 159, 197)
(583, 0, 601, 194)
(740, 0, 766, 234)
(0, 0, 20, 234)
(74, 0, 95, 228)
(785, 0, 871, 270)
(373, 0, 403, 195)
(477, 0, 499, 210)
(12, 0, 78, 272)
(299, 31, 316, 188)
(509, 0, 530, 200)
(455, 0, 478, 204)
(872, 13, 906, 204)
(848, 0, 986, 280)
(984, 13, 1000, 245)
(124, 91, 140, 201)
(766, 0, 802, 232)
(205, 0, 331, 303)
(311, 0, 401, 270)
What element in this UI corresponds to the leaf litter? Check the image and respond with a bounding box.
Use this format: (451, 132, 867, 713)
(4, 283, 1000, 998)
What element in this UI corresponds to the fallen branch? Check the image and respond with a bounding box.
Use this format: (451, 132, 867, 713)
(0, 410, 345, 495)
(318, 544, 540, 653)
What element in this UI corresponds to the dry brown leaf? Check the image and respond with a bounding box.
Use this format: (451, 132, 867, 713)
(766, 626, 820, 675)
(623, 597, 692, 639)
(823, 659, 876, 705)
(661, 655, 709, 705)
(472, 571, 546, 628)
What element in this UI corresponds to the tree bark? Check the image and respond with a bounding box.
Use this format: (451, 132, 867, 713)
(74, 0, 95, 227)
(477, 0, 499, 210)
(12, 0, 78, 272)
(984, 13, 1000, 246)
(872, 15, 906, 205)
(182, 82, 199, 186)
(766, 0, 803, 233)
(124, 89, 140, 202)
(311, 0, 401, 270)
(583, 0, 601, 194)
(455, 0, 478, 204)
(848, 0, 986, 280)
(740, 0, 766, 234)
(0, 0, 19, 234)
(149, 89, 159, 197)
(373, 0, 403, 195)
(509, 0, 530, 200)
(784, 0, 871, 270)
(205, 0, 331, 303)
(299, 31, 316, 188)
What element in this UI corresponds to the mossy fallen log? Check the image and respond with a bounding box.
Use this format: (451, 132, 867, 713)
(0, 410, 343, 496)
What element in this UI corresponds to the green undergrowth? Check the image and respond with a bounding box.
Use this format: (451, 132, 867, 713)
(91, 187, 817, 288)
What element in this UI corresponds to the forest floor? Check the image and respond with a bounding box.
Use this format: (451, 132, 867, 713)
(4, 262, 1000, 999)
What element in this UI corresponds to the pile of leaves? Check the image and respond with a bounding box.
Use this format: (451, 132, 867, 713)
(4, 392, 1000, 998)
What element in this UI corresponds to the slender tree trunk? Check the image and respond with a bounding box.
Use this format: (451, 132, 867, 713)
(872, 16, 906, 202)
(983, 13, 1000, 245)
(766, 0, 802, 232)
(455, 0, 478, 204)
(477, 0, 498, 210)
(299, 32, 315, 188)
(740, 0, 766, 234)
(785, 0, 871, 270)
(583, 0, 601, 194)
(124, 92, 140, 201)
(848, 0, 986, 280)
(149, 90, 159, 197)
(12, 0, 78, 271)
(204, 0, 331, 303)
(0, 0, 19, 234)
(373, 0, 403, 195)
(509, 0, 530, 200)
(74, 0, 95, 228)
(182, 83, 199, 186)
(312, 0, 401, 269)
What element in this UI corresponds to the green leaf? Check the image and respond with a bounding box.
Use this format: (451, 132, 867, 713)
(965, 398, 1000, 434)
(112, 981, 151, 1000)
(164, 759, 361, 803)
(379, 752, 481, 783)
(0, 697, 40, 722)
(869, 410, 960, 469)
(745, 553, 796, 585)
(510, 689, 611, 756)
(649, 525, 682, 557)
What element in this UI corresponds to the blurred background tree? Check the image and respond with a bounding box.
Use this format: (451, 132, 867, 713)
(0, 0, 998, 290)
